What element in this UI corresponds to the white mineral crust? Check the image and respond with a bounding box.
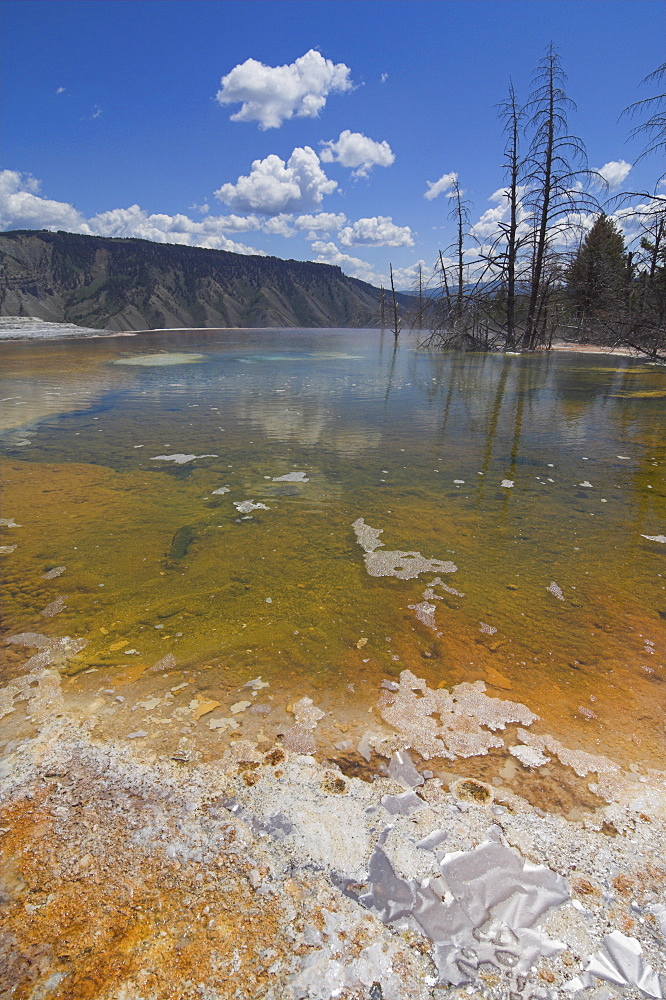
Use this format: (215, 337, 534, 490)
(273, 471, 309, 482)
(150, 453, 218, 464)
(352, 518, 457, 579)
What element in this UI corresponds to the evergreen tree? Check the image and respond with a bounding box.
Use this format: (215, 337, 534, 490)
(566, 215, 630, 320)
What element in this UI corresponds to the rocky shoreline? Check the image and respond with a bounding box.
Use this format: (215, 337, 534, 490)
(0, 317, 653, 360)
(1, 655, 664, 1000)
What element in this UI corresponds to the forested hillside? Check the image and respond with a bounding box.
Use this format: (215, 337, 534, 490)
(0, 230, 406, 331)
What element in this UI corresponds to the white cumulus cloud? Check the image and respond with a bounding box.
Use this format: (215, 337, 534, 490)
(390, 259, 428, 289)
(0, 170, 263, 255)
(338, 216, 414, 247)
(262, 214, 296, 237)
(319, 130, 395, 177)
(0, 170, 88, 232)
(218, 214, 262, 231)
(469, 186, 531, 241)
(214, 146, 337, 215)
(215, 49, 352, 129)
(294, 212, 347, 234)
(310, 240, 381, 284)
(424, 171, 458, 201)
(595, 160, 632, 190)
(85, 205, 262, 252)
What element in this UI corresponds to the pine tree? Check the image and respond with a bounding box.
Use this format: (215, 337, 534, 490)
(566, 215, 630, 320)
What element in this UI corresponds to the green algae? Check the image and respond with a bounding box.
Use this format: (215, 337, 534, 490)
(167, 525, 196, 562)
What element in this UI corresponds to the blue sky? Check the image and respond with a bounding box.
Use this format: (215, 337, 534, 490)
(1, 0, 664, 288)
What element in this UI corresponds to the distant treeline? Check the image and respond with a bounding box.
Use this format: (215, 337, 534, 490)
(400, 48, 665, 359)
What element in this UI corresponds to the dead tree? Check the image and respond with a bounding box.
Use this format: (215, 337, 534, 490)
(521, 45, 600, 350)
(622, 63, 666, 184)
(409, 262, 429, 333)
(450, 180, 466, 322)
(423, 183, 491, 349)
(496, 82, 527, 349)
(389, 264, 400, 341)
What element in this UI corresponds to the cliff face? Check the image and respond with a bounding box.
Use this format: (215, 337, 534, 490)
(0, 230, 405, 331)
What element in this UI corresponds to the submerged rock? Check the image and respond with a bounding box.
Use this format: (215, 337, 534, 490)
(167, 526, 196, 561)
(42, 565, 66, 580)
(40, 596, 67, 617)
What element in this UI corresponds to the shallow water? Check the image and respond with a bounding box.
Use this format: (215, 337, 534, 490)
(1, 328, 664, 770)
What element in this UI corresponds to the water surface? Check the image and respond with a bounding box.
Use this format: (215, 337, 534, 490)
(1, 328, 664, 771)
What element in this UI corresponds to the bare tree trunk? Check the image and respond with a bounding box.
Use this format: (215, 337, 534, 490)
(524, 55, 556, 351)
(503, 83, 522, 350)
(418, 264, 423, 331)
(521, 45, 598, 351)
(646, 216, 664, 291)
(452, 181, 465, 320)
(389, 264, 400, 341)
(439, 250, 451, 304)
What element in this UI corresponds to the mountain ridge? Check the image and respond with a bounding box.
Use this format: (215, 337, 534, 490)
(0, 230, 410, 332)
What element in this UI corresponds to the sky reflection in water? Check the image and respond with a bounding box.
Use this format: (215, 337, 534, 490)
(1, 328, 664, 768)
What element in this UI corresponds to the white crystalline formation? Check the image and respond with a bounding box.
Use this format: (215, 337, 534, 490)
(114, 353, 206, 367)
(509, 744, 550, 768)
(272, 471, 309, 482)
(516, 728, 617, 777)
(3, 632, 88, 672)
(568, 930, 663, 998)
(407, 601, 439, 633)
(150, 453, 218, 464)
(282, 696, 325, 755)
(377, 670, 537, 761)
(358, 826, 569, 987)
(234, 500, 270, 513)
(424, 577, 464, 599)
(352, 518, 457, 580)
